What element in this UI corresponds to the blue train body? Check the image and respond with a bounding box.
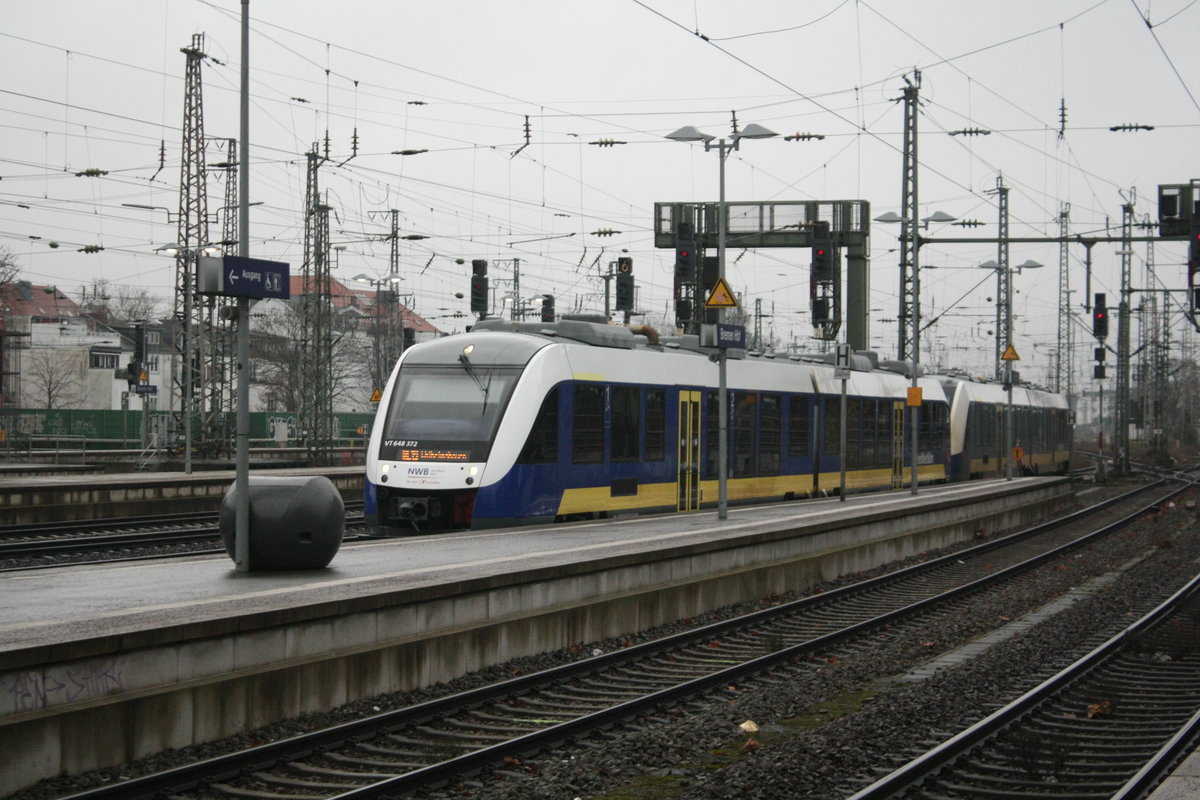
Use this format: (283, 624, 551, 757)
(364, 319, 1071, 533)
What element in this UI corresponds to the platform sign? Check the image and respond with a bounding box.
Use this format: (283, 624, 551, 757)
(199, 255, 290, 299)
(134, 384, 158, 395)
(701, 323, 746, 349)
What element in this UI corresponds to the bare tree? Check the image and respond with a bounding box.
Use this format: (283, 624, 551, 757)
(0, 246, 19, 288)
(252, 301, 369, 413)
(112, 285, 161, 322)
(22, 347, 86, 409)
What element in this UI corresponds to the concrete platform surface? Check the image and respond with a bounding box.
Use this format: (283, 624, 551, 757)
(0, 477, 1052, 659)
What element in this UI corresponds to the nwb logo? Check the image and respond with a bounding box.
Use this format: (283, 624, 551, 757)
(408, 467, 431, 476)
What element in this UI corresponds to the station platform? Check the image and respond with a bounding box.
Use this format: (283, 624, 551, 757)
(0, 476, 1074, 795)
(0, 464, 364, 525)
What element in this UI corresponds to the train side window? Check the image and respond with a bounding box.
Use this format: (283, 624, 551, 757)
(645, 388, 666, 461)
(517, 385, 559, 464)
(572, 384, 604, 464)
(823, 397, 840, 456)
(760, 393, 781, 475)
(733, 392, 756, 477)
(611, 385, 640, 462)
(704, 391, 720, 479)
(788, 396, 811, 457)
(877, 400, 892, 467)
(845, 397, 862, 467)
(860, 398, 877, 468)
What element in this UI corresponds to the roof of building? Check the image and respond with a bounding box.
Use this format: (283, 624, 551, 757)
(287, 275, 439, 335)
(0, 282, 82, 322)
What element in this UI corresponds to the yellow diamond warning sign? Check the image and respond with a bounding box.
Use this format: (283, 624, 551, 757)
(704, 277, 738, 309)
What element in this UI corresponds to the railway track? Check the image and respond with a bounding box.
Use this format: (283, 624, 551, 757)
(54, 478, 1195, 800)
(0, 504, 366, 565)
(849, 571, 1200, 799)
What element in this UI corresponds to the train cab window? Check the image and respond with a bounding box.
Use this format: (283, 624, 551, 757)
(733, 392, 756, 477)
(760, 393, 781, 475)
(573, 384, 604, 463)
(611, 385, 640, 462)
(788, 397, 811, 457)
(645, 389, 666, 461)
(517, 386, 559, 464)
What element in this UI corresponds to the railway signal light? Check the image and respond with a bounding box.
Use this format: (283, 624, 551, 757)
(133, 323, 147, 362)
(674, 223, 697, 282)
(615, 256, 634, 312)
(811, 229, 834, 281)
(470, 259, 488, 315)
(540, 293, 555, 322)
(1092, 293, 1108, 339)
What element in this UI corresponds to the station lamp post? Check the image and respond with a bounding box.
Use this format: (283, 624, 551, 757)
(666, 122, 778, 519)
(873, 210, 956, 494)
(979, 257, 1043, 480)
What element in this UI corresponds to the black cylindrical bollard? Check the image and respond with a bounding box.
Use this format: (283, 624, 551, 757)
(219, 475, 344, 570)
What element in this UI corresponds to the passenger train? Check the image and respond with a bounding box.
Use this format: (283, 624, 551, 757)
(363, 318, 1072, 534)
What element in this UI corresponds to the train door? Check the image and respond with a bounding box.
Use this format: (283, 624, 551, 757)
(677, 389, 701, 511)
(891, 400, 905, 489)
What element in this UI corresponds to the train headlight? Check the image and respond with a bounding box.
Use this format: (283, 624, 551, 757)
(468, 466, 479, 477)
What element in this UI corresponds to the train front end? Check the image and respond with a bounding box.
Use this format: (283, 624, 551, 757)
(364, 331, 549, 534)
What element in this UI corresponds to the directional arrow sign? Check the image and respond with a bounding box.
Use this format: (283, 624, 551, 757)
(199, 255, 290, 299)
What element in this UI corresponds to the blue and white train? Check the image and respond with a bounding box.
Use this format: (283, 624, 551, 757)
(363, 318, 1072, 533)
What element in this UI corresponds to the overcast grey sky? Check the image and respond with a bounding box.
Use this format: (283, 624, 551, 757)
(1, 0, 1196, 382)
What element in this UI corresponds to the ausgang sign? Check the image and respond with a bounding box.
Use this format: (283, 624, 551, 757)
(199, 255, 290, 300)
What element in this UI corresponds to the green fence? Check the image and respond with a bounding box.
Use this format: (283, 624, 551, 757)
(0, 409, 377, 450)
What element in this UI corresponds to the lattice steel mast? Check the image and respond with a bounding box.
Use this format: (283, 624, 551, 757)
(1115, 198, 1134, 474)
(896, 71, 920, 363)
(301, 147, 334, 466)
(987, 176, 1010, 381)
(1056, 204, 1072, 399)
(204, 137, 240, 457)
(174, 34, 210, 472)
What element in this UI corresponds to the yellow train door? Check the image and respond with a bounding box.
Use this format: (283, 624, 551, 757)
(891, 400, 905, 489)
(678, 390, 701, 511)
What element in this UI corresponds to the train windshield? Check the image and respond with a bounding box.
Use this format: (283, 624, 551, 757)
(378, 364, 521, 462)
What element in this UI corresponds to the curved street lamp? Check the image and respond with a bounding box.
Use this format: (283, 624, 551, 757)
(666, 122, 778, 519)
(979, 257, 1043, 480)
